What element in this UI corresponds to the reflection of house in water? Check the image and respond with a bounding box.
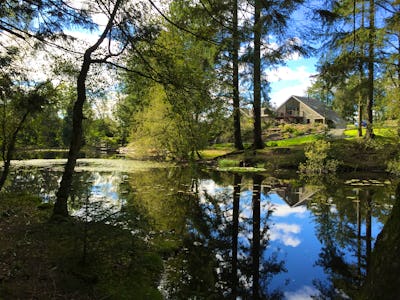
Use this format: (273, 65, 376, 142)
(265, 184, 320, 207)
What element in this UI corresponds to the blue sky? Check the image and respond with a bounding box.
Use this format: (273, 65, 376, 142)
(268, 56, 318, 108)
(265, 0, 320, 108)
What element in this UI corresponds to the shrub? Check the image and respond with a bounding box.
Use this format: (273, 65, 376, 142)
(282, 124, 296, 133)
(387, 157, 400, 176)
(299, 140, 339, 174)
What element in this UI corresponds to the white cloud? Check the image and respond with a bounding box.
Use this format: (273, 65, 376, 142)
(274, 223, 301, 233)
(267, 64, 316, 108)
(270, 222, 301, 247)
(284, 285, 319, 300)
(267, 66, 310, 83)
(92, 13, 109, 27)
(273, 204, 307, 218)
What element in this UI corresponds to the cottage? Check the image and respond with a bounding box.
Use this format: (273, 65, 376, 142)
(274, 95, 346, 128)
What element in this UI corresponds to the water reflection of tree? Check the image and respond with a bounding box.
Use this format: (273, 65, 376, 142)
(129, 169, 285, 298)
(5, 167, 62, 200)
(183, 173, 285, 298)
(358, 183, 400, 299)
(309, 178, 395, 299)
(246, 174, 285, 300)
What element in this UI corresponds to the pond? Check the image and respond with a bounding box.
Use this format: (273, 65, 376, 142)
(3, 158, 397, 299)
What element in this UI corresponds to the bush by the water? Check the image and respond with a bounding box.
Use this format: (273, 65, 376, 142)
(299, 140, 339, 174)
(387, 157, 400, 175)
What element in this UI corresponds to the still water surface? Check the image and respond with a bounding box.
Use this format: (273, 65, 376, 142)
(5, 159, 396, 299)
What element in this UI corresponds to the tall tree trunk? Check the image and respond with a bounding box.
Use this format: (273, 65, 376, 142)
(232, 0, 244, 150)
(397, 34, 400, 137)
(251, 174, 263, 299)
(231, 173, 241, 298)
(252, 0, 264, 149)
(365, 190, 372, 275)
(366, 0, 375, 139)
(357, 100, 363, 137)
(53, 56, 90, 217)
(0, 111, 29, 191)
(53, 0, 123, 218)
(358, 0, 365, 138)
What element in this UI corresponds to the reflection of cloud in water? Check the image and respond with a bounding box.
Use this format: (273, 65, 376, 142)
(72, 172, 125, 218)
(272, 202, 307, 217)
(270, 223, 301, 247)
(198, 180, 233, 204)
(91, 172, 120, 201)
(284, 285, 319, 300)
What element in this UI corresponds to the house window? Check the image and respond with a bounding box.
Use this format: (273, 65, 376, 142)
(306, 119, 310, 124)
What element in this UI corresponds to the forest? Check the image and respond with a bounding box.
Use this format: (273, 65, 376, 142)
(1, 0, 400, 299)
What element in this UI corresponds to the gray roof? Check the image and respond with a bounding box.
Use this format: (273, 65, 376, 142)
(279, 95, 346, 126)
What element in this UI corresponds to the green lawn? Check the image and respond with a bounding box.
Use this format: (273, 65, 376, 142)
(205, 126, 397, 159)
(199, 148, 234, 159)
(344, 127, 397, 138)
(265, 134, 321, 147)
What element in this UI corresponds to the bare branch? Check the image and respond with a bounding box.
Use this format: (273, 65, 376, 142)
(0, 22, 26, 40)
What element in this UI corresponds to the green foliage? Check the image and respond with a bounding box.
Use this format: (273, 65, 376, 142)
(124, 8, 224, 160)
(127, 85, 177, 159)
(218, 159, 240, 168)
(86, 117, 119, 149)
(299, 140, 339, 174)
(217, 158, 267, 172)
(387, 157, 400, 176)
(280, 124, 313, 138)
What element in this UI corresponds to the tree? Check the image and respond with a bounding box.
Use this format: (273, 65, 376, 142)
(0, 0, 95, 49)
(358, 183, 400, 299)
(0, 65, 54, 190)
(245, 0, 305, 149)
(253, 0, 264, 149)
(379, 0, 400, 133)
(86, 117, 119, 150)
(312, 0, 397, 138)
(53, 0, 165, 217)
(122, 0, 225, 160)
(365, 0, 375, 138)
(53, 0, 125, 217)
(232, 0, 244, 150)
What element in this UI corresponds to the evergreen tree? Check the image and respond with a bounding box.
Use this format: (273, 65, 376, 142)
(232, 0, 244, 150)
(379, 0, 400, 132)
(313, 0, 397, 137)
(250, 0, 305, 149)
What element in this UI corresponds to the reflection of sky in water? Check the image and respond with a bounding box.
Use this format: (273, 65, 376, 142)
(197, 180, 387, 299)
(8, 163, 392, 299)
(90, 172, 120, 201)
(72, 172, 126, 218)
(197, 180, 324, 297)
(235, 189, 325, 297)
(266, 192, 325, 298)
